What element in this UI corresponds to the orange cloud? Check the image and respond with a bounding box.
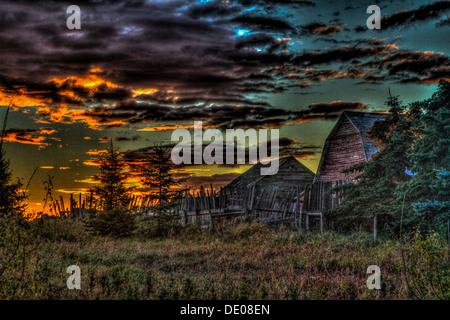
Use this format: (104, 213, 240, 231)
(82, 160, 100, 167)
(49, 74, 118, 89)
(74, 178, 99, 184)
(138, 124, 192, 131)
(55, 188, 90, 194)
(40, 128, 56, 135)
(132, 88, 159, 96)
(0, 89, 50, 108)
(2, 128, 50, 146)
(86, 149, 108, 156)
(1, 73, 120, 110)
(89, 67, 103, 73)
(36, 106, 127, 130)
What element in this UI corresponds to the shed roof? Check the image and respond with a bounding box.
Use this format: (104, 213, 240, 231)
(225, 155, 314, 190)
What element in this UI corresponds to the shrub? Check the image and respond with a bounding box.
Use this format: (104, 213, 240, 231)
(135, 214, 182, 238)
(0, 214, 52, 299)
(84, 208, 136, 238)
(402, 231, 450, 300)
(32, 216, 89, 242)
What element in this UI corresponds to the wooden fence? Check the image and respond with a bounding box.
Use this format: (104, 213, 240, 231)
(48, 192, 159, 218)
(48, 180, 351, 231)
(301, 180, 352, 232)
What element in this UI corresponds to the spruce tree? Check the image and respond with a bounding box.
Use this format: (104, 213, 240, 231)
(139, 145, 186, 235)
(85, 142, 135, 237)
(403, 80, 450, 234)
(0, 148, 21, 215)
(92, 142, 130, 211)
(329, 93, 415, 235)
(0, 109, 25, 216)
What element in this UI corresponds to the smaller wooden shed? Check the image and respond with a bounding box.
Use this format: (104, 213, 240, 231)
(224, 156, 315, 210)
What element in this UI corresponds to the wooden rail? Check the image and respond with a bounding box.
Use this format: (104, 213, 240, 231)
(47, 181, 350, 232)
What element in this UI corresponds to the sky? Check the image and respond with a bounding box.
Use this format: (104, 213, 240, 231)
(0, 0, 449, 213)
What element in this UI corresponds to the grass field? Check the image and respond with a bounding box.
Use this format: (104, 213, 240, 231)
(22, 218, 446, 300)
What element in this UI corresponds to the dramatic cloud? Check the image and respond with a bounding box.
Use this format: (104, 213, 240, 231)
(366, 50, 450, 84)
(300, 22, 343, 36)
(293, 101, 369, 123)
(2, 127, 56, 146)
(355, 1, 450, 31)
(1, 0, 448, 134)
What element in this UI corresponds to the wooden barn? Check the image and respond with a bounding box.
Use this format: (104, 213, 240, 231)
(314, 111, 386, 183)
(224, 155, 315, 212)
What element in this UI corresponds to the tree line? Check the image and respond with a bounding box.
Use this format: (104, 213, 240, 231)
(330, 80, 450, 239)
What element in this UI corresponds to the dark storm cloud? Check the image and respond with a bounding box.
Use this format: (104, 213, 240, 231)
(293, 46, 391, 66)
(230, 15, 295, 31)
(300, 22, 343, 36)
(365, 50, 450, 84)
(0, 75, 85, 107)
(1, 0, 449, 131)
(233, 34, 295, 55)
(56, 97, 368, 130)
(313, 37, 386, 46)
(0, 0, 297, 105)
(113, 135, 140, 142)
(121, 136, 319, 171)
(306, 101, 367, 114)
(81, 103, 296, 129)
(240, 0, 315, 7)
(271, 137, 320, 159)
(186, 0, 243, 19)
(293, 101, 368, 122)
(355, 0, 450, 32)
(0, 74, 132, 107)
(381, 1, 450, 28)
(92, 85, 133, 103)
(437, 17, 450, 27)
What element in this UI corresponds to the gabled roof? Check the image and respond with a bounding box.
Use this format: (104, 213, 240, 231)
(314, 111, 386, 182)
(343, 111, 386, 160)
(225, 155, 314, 190)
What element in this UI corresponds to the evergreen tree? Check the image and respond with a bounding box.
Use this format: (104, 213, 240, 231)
(329, 93, 415, 235)
(0, 106, 25, 216)
(141, 146, 185, 210)
(0, 148, 25, 215)
(85, 142, 135, 237)
(403, 80, 450, 233)
(92, 142, 130, 211)
(139, 145, 186, 235)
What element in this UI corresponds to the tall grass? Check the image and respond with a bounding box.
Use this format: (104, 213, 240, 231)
(25, 219, 449, 300)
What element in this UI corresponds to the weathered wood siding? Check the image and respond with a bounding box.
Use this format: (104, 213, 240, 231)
(255, 156, 314, 196)
(318, 117, 365, 182)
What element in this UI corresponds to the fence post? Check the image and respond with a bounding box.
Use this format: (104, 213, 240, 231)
(320, 212, 323, 234)
(373, 215, 378, 241)
(70, 194, 74, 218)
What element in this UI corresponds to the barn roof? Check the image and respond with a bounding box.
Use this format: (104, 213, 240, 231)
(225, 156, 314, 190)
(343, 111, 386, 160)
(314, 110, 386, 182)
